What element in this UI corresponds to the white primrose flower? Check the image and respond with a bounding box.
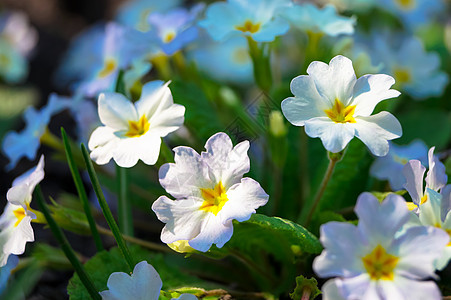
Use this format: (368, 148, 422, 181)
(0, 155, 44, 266)
(100, 260, 197, 300)
(152, 132, 269, 252)
(313, 192, 449, 300)
(402, 147, 448, 211)
(88, 80, 185, 168)
(281, 55, 402, 156)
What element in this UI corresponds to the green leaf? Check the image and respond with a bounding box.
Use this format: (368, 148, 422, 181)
(397, 109, 451, 150)
(290, 275, 321, 300)
(68, 246, 207, 300)
(371, 190, 407, 203)
(170, 80, 224, 142)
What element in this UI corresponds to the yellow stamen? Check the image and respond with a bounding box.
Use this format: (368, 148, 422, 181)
(125, 115, 150, 138)
(393, 155, 408, 165)
(395, 0, 416, 10)
(98, 58, 117, 78)
(324, 98, 357, 123)
(362, 245, 399, 281)
(163, 32, 176, 43)
(420, 194, 428, 205)
(199, 182, 229, 215)
(393, 68, 411, 85)
(13, 207, 26, 227)
(406, 201, 417, 211)
(235, 20, 261, 34)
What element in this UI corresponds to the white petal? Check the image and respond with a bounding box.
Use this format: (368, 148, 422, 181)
(306, 55, 356, 106)
(281, 75, 330, 126)
(352, 74, 400, 117)
(321, 279, 346, 300)
(152, 196, 204, 244)
(220, 178, 268, 223)
(113, 133, 161, 168)
(441, 184, 451, 221)
(355, 193, 410, 247)
(402, 160, 426, 206)
(304, 117, 355, 153)
(336, 275, 377, 300)
(425, 147, 447, 192)
(148, 104, 185, 137)
(159, 146, 210, 198)
(188, 215, 234, 252)
(98, 93, 138, 130)
(314, 222, 365, 278)
(353, 112, 402, 156)
(172, 294, 198, 300)
(2, 216, 34, 256)
(88, 126, 119, 165)
(136, 81, 173, 119)
(393, 226, 448, 279)
(418, 189, 443, 227)
(201, 132, 250, 187)
(392, 276, 442, 300)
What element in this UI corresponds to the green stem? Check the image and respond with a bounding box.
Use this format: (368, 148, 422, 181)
(33, 185, 101, 300)
(302, 151, 344, 226)
(61, 128, 104, 251)
(299, 129, 310, 207)
(246, 36, 272, 93)
(116, 165, 134, 237)
(81, 144, 135, 272)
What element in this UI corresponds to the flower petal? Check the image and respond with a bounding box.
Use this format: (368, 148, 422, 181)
(352, 74, 400, 117)
(353, 111, 402, 156)
(98, 92, 138, 130)
(113, 133, 161, 167)
(425, 147, 447, 192)
(306, 55, 356, 106)
(188, 214, 234, 252)
(402, 160, 426, 206)
(88, 126, 119, 165)
(304, 117, 355, 153)
(321, 279, 346, 300)
(392, 276, 442, 300)
(221, 177, 268, 223)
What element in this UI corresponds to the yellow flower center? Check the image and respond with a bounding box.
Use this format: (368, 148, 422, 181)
(324, 99, 357, 123)
(13, 205, 30, 227)
(98, 58, 117, 78)
(395, 0, 416, 10)
(163, 31, 176, 43)
(0, 54, 10, 68)
(434, 223, 451, 246)
(232, 48, 249, 64)
(125, 115, 150, 138)
(420, 194, 428, 205)
(362, 245, 399, 281)
(393, 68, 411, 85)
(199, 182, 229, 215)
(235, 20, 261, 34)
(393, 155, 408, 165)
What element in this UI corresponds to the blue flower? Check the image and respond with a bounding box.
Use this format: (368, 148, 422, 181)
(0, 255, 18, 295)
(364, 32, 448, 100)
(188, 36, 253, 84)
(0, 39, 27, 84)
(2, 94, 70, 170)
(115, 0, 181, 32)
(280, 3, 355, 37)
(199, 0, 291, 42)
(147, 4, 204, 55)
(370, 140, 428, 190)
(376, 0, 445, 29)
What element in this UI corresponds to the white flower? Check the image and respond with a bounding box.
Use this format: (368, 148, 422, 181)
(0, 155, 44, 266)
(88, 80, 185, 168)
(100, 260, 197, 300)
(281, 55, 402, 156)
(152, 132, 268, 252)
(313, 192, 449, 300)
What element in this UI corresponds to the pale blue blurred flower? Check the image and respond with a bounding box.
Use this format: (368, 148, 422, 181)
(376, 0, 445, 29)
(2, 94, 70, 170)
(188, 36, 253, 84)
(324, 0, 375, 13)
(365, 33, 448, 100)
(0, 39, 27, 84)
(77, 23, 150, 97)
(280, 3, 355, 37)
(116, 0, 181, 32)
(199, 0, 291, 42)
(147, 4, 204, 55)
(370, 140, 428, 191)
(0, 11, 37, 57)
(100, 260, 197, 300)
(0, 255, 18, 295)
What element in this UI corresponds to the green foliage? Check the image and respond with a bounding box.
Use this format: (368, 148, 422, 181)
(397, 109, 451, 150)
(371, 190, 407, 203)
(290, 275, 321, 300)
(68, 246, 207, 300)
